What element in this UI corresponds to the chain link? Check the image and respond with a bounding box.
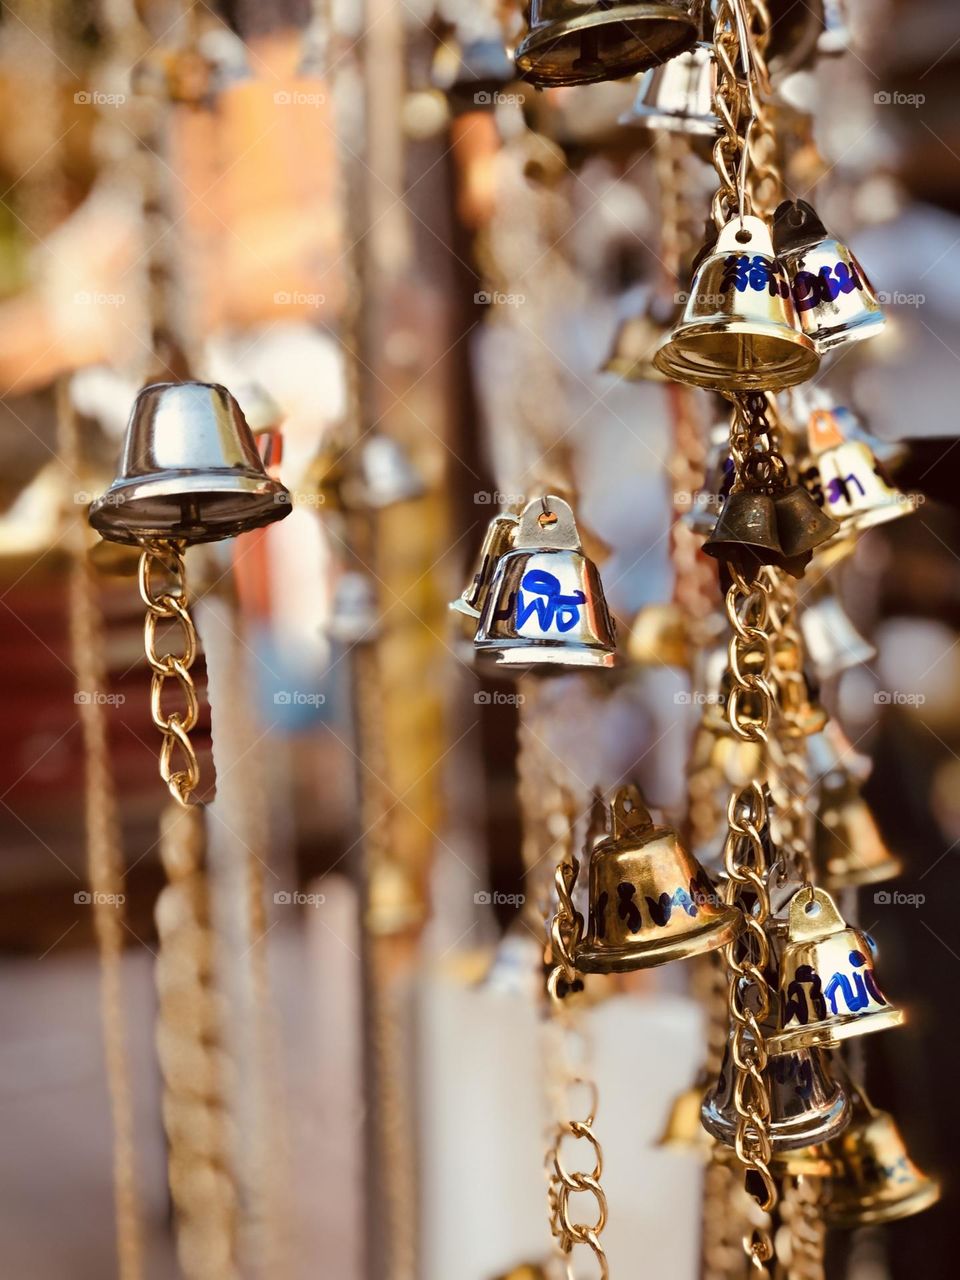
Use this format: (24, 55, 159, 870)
(138, 542, 201, 806)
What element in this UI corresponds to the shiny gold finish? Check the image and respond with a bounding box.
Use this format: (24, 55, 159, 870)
(626, 601, 691, 667)
(515, 0, 700, 89)
(577, 785, 743, 972)
(767, 886, 903, 1056)
(449, 513, 518, 621)
(815, 771, 902, 890)
(772, 635, 828, 737)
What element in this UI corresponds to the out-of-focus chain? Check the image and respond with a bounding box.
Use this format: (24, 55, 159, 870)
(139, 543, 201, 806)
(711, 0, 751, 228)
(744, 0, 783, 217)
(778, 1175, 825, 1280)
(766, 569, 813, 882)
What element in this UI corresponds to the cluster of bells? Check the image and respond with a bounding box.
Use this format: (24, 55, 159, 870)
(570, 785, 939, 1225)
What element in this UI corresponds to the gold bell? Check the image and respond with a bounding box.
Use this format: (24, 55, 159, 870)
(824, 1085, 940, 1227)
(702, 1039, 850, 1155)
(766, 885, 903, 1056)
(658, 1083, 713, 1157)
(514, 0, 700, 88)
(577, 785, 743, 973)
(773, 635, 828, 736)
(619, 42, 720, 140)
(653, 214, 820, 392)
(815, 769, 902, 890)
(474, 495, 617, 671)
(450, 514, 519, 624)
(89, 382, 291, 545)
(602, 292, 674, 380)
(802, 409, 909, 533)
(626, 601, 690, 668)
(773, 200, 885, 353)
(800, 585, 876, 680)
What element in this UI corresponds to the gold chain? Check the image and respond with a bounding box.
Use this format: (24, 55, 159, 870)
(779, 1174, 825, 1280)
(711, 0, 750, 228)
(138, 543, 202, 806)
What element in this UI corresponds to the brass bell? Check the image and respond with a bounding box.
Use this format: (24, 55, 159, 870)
(449, 513, 519, 623)
(627, 601, 690, 668)
(619, 42, 720, 139)
(602, 290, 674, 380)
(514, 0, 700, 89)
(772, 485, 841, 560)
(702, 1038, 850, 1155)
(654, 214, 820, 392)
(474, 495, 617, 671)
(824, 1085, 940, 1227)
(800, 585, 875, 680)
(576, 785, 743, 973)
(801, 409, 909, 533)
(658, 1083, 713, 1157)
(89, 382, 291, 546)
(773, 636, 828, 736)
(766, 885, 903, 1057)
(815, 769, 902, 890)
(702, 489, 783, 570)
(773, 200, 885, 353)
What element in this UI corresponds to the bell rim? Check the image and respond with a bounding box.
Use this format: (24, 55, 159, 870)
(831, 497, 910, 533)
(809, 309, 886, 354)
(473, 641, 617, 671)
(823, 854, 903, 890)
(766, 1006, 904, 1057)
(702, 1081, 849, 1154)
(576, 905, 742, 973)
(515, 8, 698, 87)
(88, 471, 291, 545)
(619, 107, 720, 136)
(652, 322, 820, 391)
(824, 1176, 940, 1228)
(448, 596, 481, 620)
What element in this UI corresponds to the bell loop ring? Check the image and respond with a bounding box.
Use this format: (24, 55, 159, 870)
(151, 664, 200, 735)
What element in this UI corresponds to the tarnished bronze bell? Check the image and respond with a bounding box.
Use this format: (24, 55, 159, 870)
(824, 1086, 940, 1227)
(577, 785, 743, 973)
(88, 382, 291, 545)
(474, 496, 617, 671)
(801, 409, 909, 533)
(514, 0, 701, 88)
(773, 200, 885, 353)
(450, 514, 519, 624)
(654, 215, 820, 391)
(702, 489, 783, 570)
(772, 485, 841, 559)
(773, 636, 828, 736)
(619, 42, 720, 140)
(800, 585, 876, 680)
(815, 770, 902, 890)
(766, 885, 903, 1056)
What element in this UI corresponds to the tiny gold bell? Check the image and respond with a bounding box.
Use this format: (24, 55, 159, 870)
(824, 1085, 940, 1227)
(654, 214, 820, 391)
(773, 199, 885, 353)
(801, 408, 910, 533)
(515, 0, 700, 88)
(577, 785, 742, 973)
(602, 293, 674, 380)
(449, 514, 518, 623)
(766, 885, 903, 1056)
(619, 42, 720, 140)
(474, 496, 617, 671)
(89, 382, 291, 545)
(658, 1083, 713, 1157)
(773, 635, 829, 736)
(815, 769, 902, 890)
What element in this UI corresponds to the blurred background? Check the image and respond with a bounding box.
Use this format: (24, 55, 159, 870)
(0, 1, 959, 1278)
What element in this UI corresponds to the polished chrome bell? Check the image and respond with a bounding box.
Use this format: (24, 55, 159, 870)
(773, 636, 828, 736)
(515, 0, 700, 88)
(800, 585, 876, 680)
(353, 434, 424, 509)
(576, 785, 743, 972)
(824, 1086, 940, 1227)
(767, 885, 903, 1056)
(702, 1038, 849, 1155)
(815, 770, 901, 890)
(773, 200, 885, 353)
(603, 291, 674, 380)
(88, 382, 291, 546)
(474, 495, 617, 670)
(627, 602, 690, 668)
(802, 409, 909, 532)
(654, 215, 820, 391)
(619, 42, 720, 138)
(449, 514, 519, 622)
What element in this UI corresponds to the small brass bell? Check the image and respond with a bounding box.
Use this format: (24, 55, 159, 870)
(619, 43, 720, 139)
(702, 1039, 849, 1155)
(602, 291, 674, 380)
(658, 1083, 713, 1157)
(773, 200, 885, 353)
(514, 0, 700, 88)
(766, 885, 903, 1057)
(654, 214, 820, 392)
(626, 601, 690, 668)
(773, 636, 828, 736)
(89, 382, 291, 545)
(824, 1086, 940, 1227)
(801, 409, 909, 533)
(800, 585, 876, 680)
(772, 485, 841, 560)
(702, 489, 784, 571)
(815, 770, 901, 890)
(449, 514, 519, 623)
(474, 495, 617, 671)
(577, 785, 743, 973)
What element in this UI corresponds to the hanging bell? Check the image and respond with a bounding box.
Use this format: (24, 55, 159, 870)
(800, 585, 876, 680)
(824, 1086, 940, 1227)
(576, 785, 743, 973)
(792, 385, 908, 471)
(602, 290, 675, 380)
(815, 770, 902, 890)
(801, 409, 909, 533)
(351, 434, 425, 509)
(88, 382, 291, 546)
(618, 42, 720, 139)
(326, 571, 380, 645)
(773, 200, 885, 353)
(702, 1038, 849, 1155)
(654, 215, 820, 391)
(766, 885, 903, 1056)
(514, 0, 701, 88)
(702, 489, 784, 570)
(473, 496, 617, 671)
(772, 485, 841, 560)
(449, 513, 519, 622)
(658, 1083, 713, 1157)
(626, 602, 690, 668)
(773, 636, 829, 736)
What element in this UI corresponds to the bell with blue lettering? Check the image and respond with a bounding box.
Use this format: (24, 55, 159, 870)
(801, 407, 910, 533)
(766, 885, 903, 1057)
(576, 785, 743, 973)
(473, 496, 617, 670)
(653, 214, 820, 392)
(773, 199, 885, 353)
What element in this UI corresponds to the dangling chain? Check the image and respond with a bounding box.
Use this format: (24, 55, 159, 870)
(712, 0, 751, 228)
(766, 569, 814, 883)
(139, 542, 201, 806)
(779, 1174, 826, 1280)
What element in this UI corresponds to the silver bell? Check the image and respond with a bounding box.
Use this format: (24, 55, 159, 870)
(352, 434, 424, 509)
(619, 43, 720, 138)
(800, 585, 875, 680)
(88, 381, 291, 546)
